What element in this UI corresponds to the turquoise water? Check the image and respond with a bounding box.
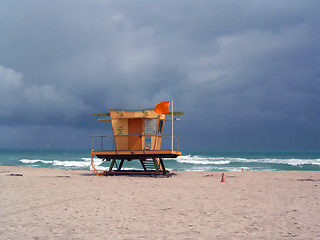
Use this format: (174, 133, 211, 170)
(0, 149, 320, 171)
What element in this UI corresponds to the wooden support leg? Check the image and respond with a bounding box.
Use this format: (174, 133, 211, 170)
(118, 159, 124, 170)
(159, 158, 167, 175)
(156, 158, 163, 171)
(152, 157, 160, 172)
(109, 159, 116, 171)
(140, 159, 147, 171)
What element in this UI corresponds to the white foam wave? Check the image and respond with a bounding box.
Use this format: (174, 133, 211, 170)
(175, 155, 320, 166)
(52, 160, 90, 167)
(237, 158, 320, 166)
(19, 155, 320, 171)
(20, 159, 54, 164)
(20, 158, 104, 168)
(177, 155, 231, 165)
(90, 165, 108, 171)
(262, 158, 320, 166)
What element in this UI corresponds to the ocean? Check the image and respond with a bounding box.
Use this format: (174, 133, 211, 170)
(1, 149, 320, 172)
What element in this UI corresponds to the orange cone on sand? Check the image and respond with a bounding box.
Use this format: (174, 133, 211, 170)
(221, 173, 226, 182)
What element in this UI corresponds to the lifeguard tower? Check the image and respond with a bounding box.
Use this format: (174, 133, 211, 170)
(90, 102, 183, 176)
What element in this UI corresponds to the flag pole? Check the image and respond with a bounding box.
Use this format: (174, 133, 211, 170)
(171, 100, 173, 152)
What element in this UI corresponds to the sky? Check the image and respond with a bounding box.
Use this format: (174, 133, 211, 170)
(1, 0, 320, 150)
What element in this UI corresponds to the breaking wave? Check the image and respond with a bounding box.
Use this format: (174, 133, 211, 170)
(20, 158, 103, 169)
(176, 155, 320, 166)
(176, 155, 231, 165)
(16, 151, 320, 171)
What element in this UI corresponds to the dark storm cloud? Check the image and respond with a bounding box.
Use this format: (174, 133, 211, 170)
(1, 0, 319, 149)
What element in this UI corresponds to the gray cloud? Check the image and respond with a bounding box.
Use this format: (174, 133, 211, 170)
(1, 0, 320, 149)
(0, 65, 92, 126)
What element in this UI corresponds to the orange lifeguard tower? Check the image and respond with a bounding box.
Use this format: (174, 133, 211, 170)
(90, 101, 183, 176)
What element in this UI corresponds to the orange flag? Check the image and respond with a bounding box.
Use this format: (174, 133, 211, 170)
(154, 101, 170, 114)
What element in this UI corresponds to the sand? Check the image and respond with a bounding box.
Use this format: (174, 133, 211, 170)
(1, 166, 320, 239)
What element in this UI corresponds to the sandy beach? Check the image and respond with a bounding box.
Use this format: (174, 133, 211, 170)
(1, 166, 319, 239)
